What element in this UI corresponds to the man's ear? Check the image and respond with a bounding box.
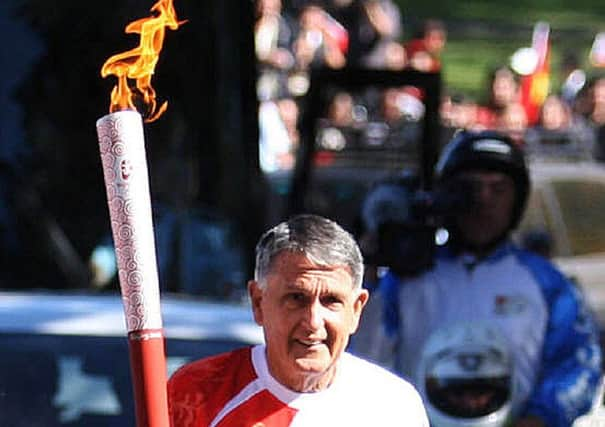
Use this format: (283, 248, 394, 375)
(350, 288, 369, 334)
(248, 280, 264, 326)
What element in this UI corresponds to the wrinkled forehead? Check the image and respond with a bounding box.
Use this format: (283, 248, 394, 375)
(268, 251, 354, 284)
(270, 250, 346, 272)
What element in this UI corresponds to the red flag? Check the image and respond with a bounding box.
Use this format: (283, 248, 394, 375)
(519, 22, 550, 126)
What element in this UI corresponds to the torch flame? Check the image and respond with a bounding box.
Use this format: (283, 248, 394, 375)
(101, 0, 185, 122)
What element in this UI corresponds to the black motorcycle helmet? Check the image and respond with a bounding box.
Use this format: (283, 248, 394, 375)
(434, 130, 530, 232)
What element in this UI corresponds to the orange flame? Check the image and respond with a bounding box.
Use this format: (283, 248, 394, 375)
(101, 0, 185, 122)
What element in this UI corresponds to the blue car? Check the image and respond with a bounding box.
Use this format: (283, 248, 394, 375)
(0, 291, 264, 427)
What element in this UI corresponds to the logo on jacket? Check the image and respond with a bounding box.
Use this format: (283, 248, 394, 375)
(494, 294, 528, 315)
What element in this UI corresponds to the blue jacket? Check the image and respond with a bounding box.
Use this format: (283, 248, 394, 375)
(379, 241, 602, 426)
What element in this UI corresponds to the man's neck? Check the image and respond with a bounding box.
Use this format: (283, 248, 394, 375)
(265, 350, 339, 393)
(450, 232, 510, 261)
(272, 365, 338, 393)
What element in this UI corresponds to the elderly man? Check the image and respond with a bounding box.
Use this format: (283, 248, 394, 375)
(168, 214, 428, 426)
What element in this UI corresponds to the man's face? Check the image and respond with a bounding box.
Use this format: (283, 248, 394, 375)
(248, 251, 368, 392)
(454, 171, 516, 251)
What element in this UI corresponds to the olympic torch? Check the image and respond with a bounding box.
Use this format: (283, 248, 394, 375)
(95, 1, 184, 426)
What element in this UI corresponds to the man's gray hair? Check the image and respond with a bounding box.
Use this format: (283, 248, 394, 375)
(254, 214, 364, 289)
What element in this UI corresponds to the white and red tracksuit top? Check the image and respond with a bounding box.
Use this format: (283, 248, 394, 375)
(168, 344, 429, 427)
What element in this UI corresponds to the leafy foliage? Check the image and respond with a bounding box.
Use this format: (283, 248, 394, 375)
(395, 0, 605, 99)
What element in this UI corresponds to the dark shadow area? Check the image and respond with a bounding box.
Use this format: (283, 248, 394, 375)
(2, 0, 263, 293)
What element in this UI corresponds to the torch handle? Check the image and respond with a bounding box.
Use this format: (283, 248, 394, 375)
(128, 329, 170, 427)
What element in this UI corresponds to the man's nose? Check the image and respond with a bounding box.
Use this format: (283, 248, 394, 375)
(475, 185, 490, 202)
(303, 300, 325, 330)
(472, 182, 494, 205)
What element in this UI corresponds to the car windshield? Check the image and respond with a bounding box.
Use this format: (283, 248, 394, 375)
(0, 333, 250, 427)
(518, 175, 605, 257)
(552, 179, 605, 255)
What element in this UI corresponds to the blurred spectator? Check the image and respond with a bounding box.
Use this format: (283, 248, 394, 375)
(539, 93, 574, 131)
(316, 90, 359, 151)
(255, 0, 296, 101)
(442, 93, 480, 130)
(439, 93, 457, 143)
(285, 3, 348, 98)
(476, 65, 520, 128)
(525, 94, 596, 160)
(328, 90, 356, 127)
(440, 93, 483, 148)
(570, 75, 595, 119)
(589, 76, 605, 125)
(579, 75, 605, 161)
(382, 40, 407, 70)
(325, 0, 404, 69)
(496, 101, 528, 146)
(259, 99, 298, 172)
(349, 0, 403, 69)
(276, 97, 301, 152)
(292, 3, 348, 71)
(379, 86, 424, 150)
(405, 19, 446, 72)
(381, 87, 405, 124)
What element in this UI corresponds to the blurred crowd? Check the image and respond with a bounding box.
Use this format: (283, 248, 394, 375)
(441, 61, 605, 163)
(256, 0, 605, 172)
(256, 0, 446, 172)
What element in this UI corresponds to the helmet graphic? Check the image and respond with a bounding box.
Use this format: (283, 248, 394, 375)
(416, 323, 514, 427)
(434, 130, 530, 229)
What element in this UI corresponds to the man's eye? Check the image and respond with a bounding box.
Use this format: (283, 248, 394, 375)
(491, 183, 509, 194)
(285, 293, 306, 304)
(322, 295, 344, 308)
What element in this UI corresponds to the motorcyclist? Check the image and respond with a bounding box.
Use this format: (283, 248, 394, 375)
(373, 130, 602, 426)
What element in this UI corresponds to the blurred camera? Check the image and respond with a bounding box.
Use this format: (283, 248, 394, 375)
(360, 173, 472, 277)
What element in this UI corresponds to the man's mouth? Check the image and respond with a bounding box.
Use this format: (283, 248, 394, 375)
(297, 338, 324, 347)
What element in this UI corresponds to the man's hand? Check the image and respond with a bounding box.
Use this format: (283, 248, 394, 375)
(512, 415, 546, 427)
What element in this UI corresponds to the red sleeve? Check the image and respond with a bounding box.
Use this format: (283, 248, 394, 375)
(167, 347, 256, 427)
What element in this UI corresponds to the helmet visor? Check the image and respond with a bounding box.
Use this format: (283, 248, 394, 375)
(426, 376, 510, 418)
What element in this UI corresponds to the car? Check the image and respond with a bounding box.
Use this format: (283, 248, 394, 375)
(0, 290, 264, 427)
(515, 159, 605, 334)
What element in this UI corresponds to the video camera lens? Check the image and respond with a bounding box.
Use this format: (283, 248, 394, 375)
(360, 171, 476, 277)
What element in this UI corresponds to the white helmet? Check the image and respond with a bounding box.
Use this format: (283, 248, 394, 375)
(416, 323, 514, 427)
